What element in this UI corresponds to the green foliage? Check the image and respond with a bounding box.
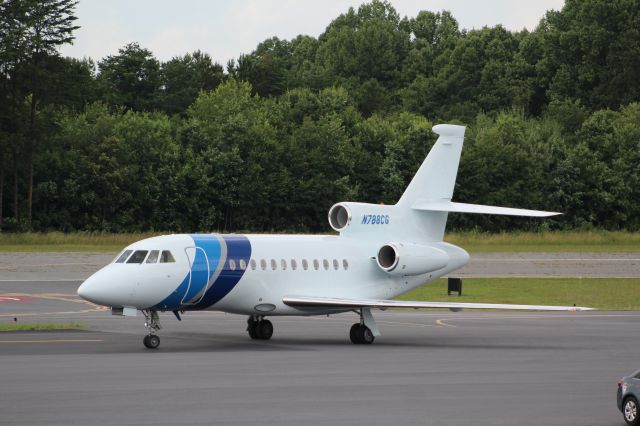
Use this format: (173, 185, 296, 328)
(161, 51, 224, 116)
(97, 43, 162, 112)
(0, 322, 85, 331)
(2, 0, 640, 233)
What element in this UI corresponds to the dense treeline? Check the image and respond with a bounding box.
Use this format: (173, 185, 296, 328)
(1, 0, 639, 233)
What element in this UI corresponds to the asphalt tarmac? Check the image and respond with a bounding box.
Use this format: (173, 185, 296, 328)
(1, 278, 639, 426)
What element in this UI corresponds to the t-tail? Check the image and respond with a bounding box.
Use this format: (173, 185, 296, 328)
(328, 124, 560, 244)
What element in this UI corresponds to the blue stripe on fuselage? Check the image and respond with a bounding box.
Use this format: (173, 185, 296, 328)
(191, 235, 251, 310)
(151, 234, 251, 311)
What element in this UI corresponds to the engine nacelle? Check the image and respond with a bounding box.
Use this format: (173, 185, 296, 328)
(328, 202, 394, 233)
(376, 242, 449, 276)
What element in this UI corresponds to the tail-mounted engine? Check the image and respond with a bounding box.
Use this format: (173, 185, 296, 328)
(376, 242, 449, 276)
(328, 202, 394, 234)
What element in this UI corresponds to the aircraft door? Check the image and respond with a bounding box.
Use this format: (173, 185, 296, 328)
(181, 246, 210, 305)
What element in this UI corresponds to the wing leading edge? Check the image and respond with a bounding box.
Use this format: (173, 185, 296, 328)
(283, 295, 593, 312)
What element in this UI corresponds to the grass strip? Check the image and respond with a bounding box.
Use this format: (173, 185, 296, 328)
(398, 277, 640, 311)
(0, 323, 86, 332)
(445, 230, 640, 253)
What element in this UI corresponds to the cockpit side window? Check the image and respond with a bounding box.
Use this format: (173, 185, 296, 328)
(115, 250, 133, 263)
(160, 250, 176, 263)
(127, 250, 148, 264)
(146, 250, 159, 263)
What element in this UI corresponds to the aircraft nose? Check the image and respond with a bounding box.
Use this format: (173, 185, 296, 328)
(78, 272, 112, 306)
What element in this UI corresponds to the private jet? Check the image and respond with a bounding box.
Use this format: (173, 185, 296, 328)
(78, 124, 591, 349)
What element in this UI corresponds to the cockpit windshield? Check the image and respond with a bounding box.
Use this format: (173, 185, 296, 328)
(115, 250, 133, 263)
(127, 250, 148, 264)
(146, 250, 159, 263)
(160, 251, 175, 263)
(115, 249, 175, 264)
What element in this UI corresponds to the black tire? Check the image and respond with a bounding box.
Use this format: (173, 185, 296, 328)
(624, 396, 640, 425)
(247, 321, 259, 339)
(359, 326, 375, 344)
(257, 320, 273, 340)
(350, 323, 362, 344)
(143, 334, 160, 349)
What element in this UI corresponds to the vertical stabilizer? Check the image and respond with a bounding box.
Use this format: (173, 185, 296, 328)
(395, 124, 465, 242)
(396, 124, 466, 208)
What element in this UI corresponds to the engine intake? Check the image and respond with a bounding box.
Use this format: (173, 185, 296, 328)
(328, 204, 351, 231)
(376, 242, 449, 276)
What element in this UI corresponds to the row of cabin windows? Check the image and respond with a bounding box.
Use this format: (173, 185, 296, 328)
(247, 258, 349, 272)
(114, 249, 350, 272)
(115, 249, 176, 264)
(212, 258, 350, 272)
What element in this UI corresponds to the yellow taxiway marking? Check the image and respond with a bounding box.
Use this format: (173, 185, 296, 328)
(0, 339, 103, 344)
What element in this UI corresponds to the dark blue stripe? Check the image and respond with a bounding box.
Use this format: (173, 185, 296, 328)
(151, 234, 251, 311)
(191, 235, 251, 310)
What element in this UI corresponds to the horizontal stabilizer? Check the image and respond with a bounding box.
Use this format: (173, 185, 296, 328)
(283, 295, 592, 312)
(412, 200, 561, 217)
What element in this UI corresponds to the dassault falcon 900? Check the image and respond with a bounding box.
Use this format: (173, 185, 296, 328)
(78, 124, 591, 349)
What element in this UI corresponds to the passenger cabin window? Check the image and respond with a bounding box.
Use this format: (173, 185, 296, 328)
(302, 259, 308, 270)
(343, 259, 349, 270)
(313, 259, 319, 270)
(229, 259, 236, 271)
(291, 259, 297, 271)
(115, 250, 133, 263)
(250, 259, 256, 270)
(160, 251, 175, 263)
(270, 259, 277, 271)
(323, 259, 329, 270)
(260, 259, 267, 270)
(146, 250, 159, 264)
(240, 259, 247, 271)
(127, 250, 148, 264)
(333, 259, 339, 270)
(281, 259, 287, 270)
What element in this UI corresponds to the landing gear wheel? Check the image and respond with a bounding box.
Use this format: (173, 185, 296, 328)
(350, 323, 362, 344)
(247, 317, 259, 339)
(143, 334, 160, 349)
(257, 320, 273, 340)
(359, 326, 375, 344)
(248, 322, 259, 339)
(624, 396, 640, 425)
(349, 324, 374, 344)
(247, 317, 273, 340)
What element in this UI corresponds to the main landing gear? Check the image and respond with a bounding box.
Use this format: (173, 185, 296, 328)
(350, 323, 375, 344)
(349, 308, 380, 344)
(247, 316, 273, 340)
(142, 310, 162, 349)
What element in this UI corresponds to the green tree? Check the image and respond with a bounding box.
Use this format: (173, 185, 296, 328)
(161, 51, 224, 115)
(538, 0, 640, 110)
(98, 42, 162, 112)
(0, 0, 79, 226)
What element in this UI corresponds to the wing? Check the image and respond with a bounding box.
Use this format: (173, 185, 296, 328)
(283, 295, 593, 312)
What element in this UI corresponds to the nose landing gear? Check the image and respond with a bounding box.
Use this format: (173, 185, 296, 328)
(247, 316, 273, 340)
(142, 310, 162, 349)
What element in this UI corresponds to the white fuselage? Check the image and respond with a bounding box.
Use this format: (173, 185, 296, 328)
(78, 233, 469, 316)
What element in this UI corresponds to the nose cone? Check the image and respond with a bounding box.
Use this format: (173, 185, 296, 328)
(78, 272, 112, 306)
